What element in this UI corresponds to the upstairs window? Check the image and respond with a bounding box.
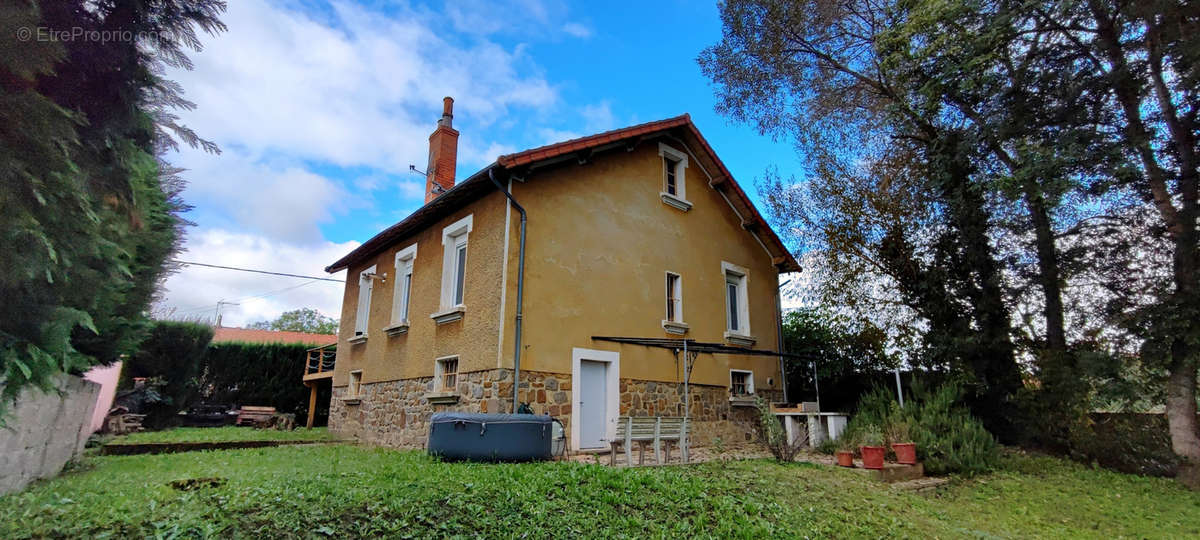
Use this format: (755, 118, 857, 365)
(722, 261, 750, 336)
(726, 276, 741, 331)
(435, 356, 459, 391)
(353, 265, 377, 338)
(665, 272, 682, 322)
(730, 370, 754, 396)
(439, 215, 473, 309)
(391, 244, 417, 326)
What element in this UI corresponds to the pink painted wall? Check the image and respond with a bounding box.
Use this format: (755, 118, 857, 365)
(82, 361, 122, 433)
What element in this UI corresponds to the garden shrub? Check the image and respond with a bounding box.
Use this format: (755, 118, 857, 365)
(841, 381, 1000, 475)
(198, 342, 324, 424)
(123, 321, 214, 427)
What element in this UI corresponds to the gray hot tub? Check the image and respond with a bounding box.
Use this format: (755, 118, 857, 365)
(428, 412, 560, 462)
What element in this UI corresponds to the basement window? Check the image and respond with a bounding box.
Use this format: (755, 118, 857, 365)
(658, 143, 692, 211)
(730, 369, 754, 396)
(435, 356, 459, 392)
(348, 370, 363, 399)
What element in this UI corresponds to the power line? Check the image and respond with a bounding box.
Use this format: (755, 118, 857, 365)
(172, 260, 343, 283)
(171, 279, 328, 315)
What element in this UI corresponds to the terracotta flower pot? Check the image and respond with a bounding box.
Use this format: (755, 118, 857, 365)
(860, 445, 885, 470)
(892, 442, 917, 465)
(835, 451, 854, 467)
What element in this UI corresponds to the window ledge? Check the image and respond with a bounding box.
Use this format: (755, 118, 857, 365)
(341, 398, 362, 405)
(347, 335, 368, 345)
(662, 320, 690, 335)
(724, 332, 757, 347)
(384, 322, 409, 336)
(729, 395, 757, 407)
(430, 306, 466, 324)
(660, 192, 693, 211)
(424, 392, 460, 405)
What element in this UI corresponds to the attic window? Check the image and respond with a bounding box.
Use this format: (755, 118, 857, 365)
(658, 143, 692, 211)
(664, 156, 680, 195)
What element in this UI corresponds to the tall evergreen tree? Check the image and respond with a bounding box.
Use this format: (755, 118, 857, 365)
(0, 0, 225, 416)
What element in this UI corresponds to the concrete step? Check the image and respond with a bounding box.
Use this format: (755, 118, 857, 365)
(864, 462, 924, 483)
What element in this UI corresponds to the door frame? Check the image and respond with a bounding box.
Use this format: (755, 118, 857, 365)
(571, 347, 620, 451)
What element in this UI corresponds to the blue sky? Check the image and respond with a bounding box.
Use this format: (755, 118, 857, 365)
(157, 0, 803, 326)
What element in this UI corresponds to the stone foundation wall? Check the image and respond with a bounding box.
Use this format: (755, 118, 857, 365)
(329, 369, 778, 450)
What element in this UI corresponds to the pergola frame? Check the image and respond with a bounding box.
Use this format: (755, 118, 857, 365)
(590, 336, 819, 462)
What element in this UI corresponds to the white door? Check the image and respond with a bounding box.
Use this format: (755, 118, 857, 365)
(579, 360, 608, 449)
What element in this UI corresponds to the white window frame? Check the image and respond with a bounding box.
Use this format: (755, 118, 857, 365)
(730, 369, 754, 396)
(352, 264, 377, 342)
(658, 143, 692, 211)
(721, 261, 752, 342)
(348, 370, 363, 399)
(434, 355, 460, 392)
(438, 215, 473, 311)
(662, 271, 689, 334)
(389, 244, 417, 331)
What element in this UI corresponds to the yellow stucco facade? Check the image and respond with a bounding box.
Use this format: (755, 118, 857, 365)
(333, 139, 784, 393)
(325, 124, 795, 449)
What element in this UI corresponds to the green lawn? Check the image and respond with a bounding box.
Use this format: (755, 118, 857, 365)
(2, 445, 1197, 538)
(110, 426, 337, 444)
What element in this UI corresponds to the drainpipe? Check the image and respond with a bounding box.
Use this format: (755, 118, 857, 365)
(489, 168, 527, 413)
(776, 279, 790, 404)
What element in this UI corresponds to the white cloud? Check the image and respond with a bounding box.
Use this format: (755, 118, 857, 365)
(168, 0, 558, 175)
(157, 229, 356, 328)
(562, 22, 593, 38)
(173, 147, 352, 244)
(580, 101, 615, 132)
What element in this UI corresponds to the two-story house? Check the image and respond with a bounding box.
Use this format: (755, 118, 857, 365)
(323, 98, 799, 450)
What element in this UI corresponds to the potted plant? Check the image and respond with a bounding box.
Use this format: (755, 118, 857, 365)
(885, 420, 918, 465)
(835, 431, 857, 467)
(859, 425, 886, 470)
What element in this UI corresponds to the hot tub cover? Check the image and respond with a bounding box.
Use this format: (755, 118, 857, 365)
(430, 412, 553, 425)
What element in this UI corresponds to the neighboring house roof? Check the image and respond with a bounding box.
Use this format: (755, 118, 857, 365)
(326, 114, 800, 273)
(211, 326, 337, 346)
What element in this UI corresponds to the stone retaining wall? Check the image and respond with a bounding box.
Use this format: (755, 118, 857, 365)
(0, 375, 100, 495)
(329, 369, 777, 449)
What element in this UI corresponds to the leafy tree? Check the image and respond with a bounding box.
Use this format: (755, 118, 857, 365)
(700, 0, 1026, 440)
(703, 0, 1200, 487)
(248, 308, 338, 334)
(0, 0, 225, 417)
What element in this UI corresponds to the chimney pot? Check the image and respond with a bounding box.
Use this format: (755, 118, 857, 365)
(443, 96, 454, 117)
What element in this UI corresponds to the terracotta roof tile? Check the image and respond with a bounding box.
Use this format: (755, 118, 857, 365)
(327, 113, 800, 273)
(211, 327, 337, 346)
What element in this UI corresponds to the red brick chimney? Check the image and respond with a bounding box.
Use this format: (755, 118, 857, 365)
(425, 97, 459, 203)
